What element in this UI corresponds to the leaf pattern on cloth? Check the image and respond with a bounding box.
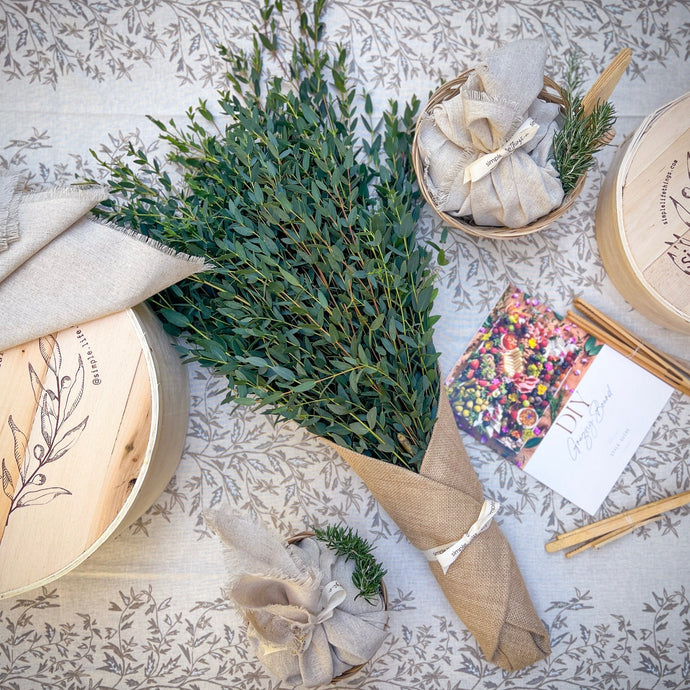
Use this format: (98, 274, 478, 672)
(2, 584, 690, 688)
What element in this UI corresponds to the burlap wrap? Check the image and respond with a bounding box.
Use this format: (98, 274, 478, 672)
(330, 390, 550, 671)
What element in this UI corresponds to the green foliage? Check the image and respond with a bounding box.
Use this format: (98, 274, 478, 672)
(90, 0, 438, 471)
(584, 335, 603, 356)
(313, 524, 386, 604)
(553, 53, 617, 194)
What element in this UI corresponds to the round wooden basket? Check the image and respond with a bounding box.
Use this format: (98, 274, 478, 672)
(411, 71, 586, 239)
(0, 304, 189, 599)
(595, 92, 690, 334)
(287, 531, 389, 682)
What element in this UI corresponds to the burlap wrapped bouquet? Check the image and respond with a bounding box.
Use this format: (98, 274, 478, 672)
(332, 391, 549, 669)
(94, 0, 549, 672)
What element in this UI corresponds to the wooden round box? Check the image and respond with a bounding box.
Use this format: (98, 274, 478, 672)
(595, 92, 690, 333)
(0, 304, 189, 598)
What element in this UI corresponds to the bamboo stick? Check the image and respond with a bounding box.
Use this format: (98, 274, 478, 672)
(545, 490, 690, 553)
(572, 298, 690, 380)
(562, 516, 661, 558)
(581, 48, 632, 117)
(565, 311, 690, 396)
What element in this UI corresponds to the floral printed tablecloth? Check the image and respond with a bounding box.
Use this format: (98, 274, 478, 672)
(2, 1, 690, 688)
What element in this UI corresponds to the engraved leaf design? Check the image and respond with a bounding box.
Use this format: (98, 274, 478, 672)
(2, 459, 14, 499)
(47, 416, 89, 463)
(39, 335, 61, 373)
(63, 354, 85, 422)
(7, 415, 29, 481)
(41, 395, 55, 446)
(28, 363, 46, 406)
(14, 485, 71, 508)
(670, 196, 690, 230)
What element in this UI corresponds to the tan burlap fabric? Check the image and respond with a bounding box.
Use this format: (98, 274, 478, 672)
(330, 390, 550, 671)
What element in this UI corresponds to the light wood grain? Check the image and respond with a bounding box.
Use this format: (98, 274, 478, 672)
(0, 305, 188, 599)
(0, 340, 53, 543)
(595, 92, 690, 334)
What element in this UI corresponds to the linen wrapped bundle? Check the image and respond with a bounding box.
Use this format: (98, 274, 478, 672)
(332, 391, 550, 671)
(416, 40, 564, 227)
(206, 512, 388, 687)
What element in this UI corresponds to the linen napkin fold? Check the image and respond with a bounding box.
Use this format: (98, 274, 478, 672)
(206, 511, 388, 688)
(417, 39, 564, 228)
(0, 175, 208, 351)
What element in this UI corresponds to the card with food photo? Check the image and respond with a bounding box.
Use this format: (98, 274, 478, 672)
(445, 285, 672, 515)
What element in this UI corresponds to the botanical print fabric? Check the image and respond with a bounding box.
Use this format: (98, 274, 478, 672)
(1, 1, 690, 688)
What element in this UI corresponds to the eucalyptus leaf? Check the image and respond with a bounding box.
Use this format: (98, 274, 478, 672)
(91, 0, 439, 472)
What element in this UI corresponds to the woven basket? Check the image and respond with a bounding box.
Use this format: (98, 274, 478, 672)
(411, 70, 586, 239)
(287, 531, 389, 682)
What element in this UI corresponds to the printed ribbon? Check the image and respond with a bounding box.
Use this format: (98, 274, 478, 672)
(314, 580, 347, 624)
(463, 118, 540, 184)
(423, 500, 501, 575)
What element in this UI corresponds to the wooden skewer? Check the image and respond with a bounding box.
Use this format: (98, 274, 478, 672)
(563, 516, 661, 558)
(545, 489, 690, 553)
(565, 311, 690, 396)
(568, 311, 689, 390)
(572, 298, 690, 381)
(570, 309, 690, 395)
(581, 48, 632, 117)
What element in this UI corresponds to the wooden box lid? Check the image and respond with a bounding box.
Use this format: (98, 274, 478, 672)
(0, 305, 189, 598)
(596, 92, 690, 333)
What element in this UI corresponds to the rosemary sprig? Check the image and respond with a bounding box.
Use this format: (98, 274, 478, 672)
(553, 54, 617, 194)
(313, 524, 387, 604)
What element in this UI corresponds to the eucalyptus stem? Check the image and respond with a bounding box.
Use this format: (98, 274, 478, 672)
(89, 0, 438, 471)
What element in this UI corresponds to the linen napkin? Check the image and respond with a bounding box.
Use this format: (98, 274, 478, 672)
(417, 39, 564, 228)
(206, 511, 388, 688)
(0, 175, 208, 351)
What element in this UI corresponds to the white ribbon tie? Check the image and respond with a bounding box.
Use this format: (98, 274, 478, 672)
(315, 580, 347, 624)
(423, 500, 501, 575)
(463, 118, 540, 184)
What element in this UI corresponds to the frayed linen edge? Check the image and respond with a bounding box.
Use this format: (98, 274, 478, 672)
(87, 215, 214, 272)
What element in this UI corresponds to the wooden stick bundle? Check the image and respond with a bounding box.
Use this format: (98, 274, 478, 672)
(567, 298, 690, 396)
(545, 490, 690, 557)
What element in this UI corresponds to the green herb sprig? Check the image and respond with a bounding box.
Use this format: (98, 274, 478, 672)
(90, 0, 439, 471)
(553, 54, 617, 194)
(313, 524, 386, 604)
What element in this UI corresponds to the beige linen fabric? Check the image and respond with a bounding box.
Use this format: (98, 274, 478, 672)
(206, 511, 388, 688)
(0, 175, 207, 350)
(417, 39, 564, 227)
(331, 390, 551, 671)
(0, 175, 22, 252)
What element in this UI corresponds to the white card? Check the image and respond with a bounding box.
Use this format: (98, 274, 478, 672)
(522, 345, 673, 515)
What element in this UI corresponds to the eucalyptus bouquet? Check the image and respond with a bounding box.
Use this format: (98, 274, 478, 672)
(93, 0, 549, 671)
